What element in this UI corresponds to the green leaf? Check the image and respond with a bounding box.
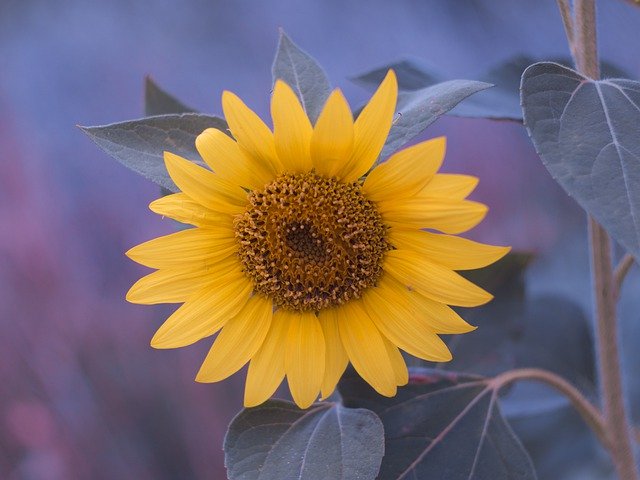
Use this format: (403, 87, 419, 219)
(510, 401, 598, 479)
(450, 253, 595, 416)
(143, 77, 200, 197)
(380, 80, 492, 160)
(339, 368, 537, 480)
(144, 76, 197, 116)
(352, 58, 445, 91)
(272, 30, 331, 123)
(461, 251, 533, 297)
(355, 57, 520, 122)
(224, 400, 384, 480)
(452, 294, 594, 414)
(521, 62, 640, 260)
(407, 252, 594, 419)
(80, 114, 227, 192)
(452, 56, 533, 122)
(355, 56, 629, 123)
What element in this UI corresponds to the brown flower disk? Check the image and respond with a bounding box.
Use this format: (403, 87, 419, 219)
(234, 172, 390, 311)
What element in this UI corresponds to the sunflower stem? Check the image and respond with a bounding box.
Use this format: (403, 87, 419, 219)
(556, 0, 639, 477)
(589, 219, 639, 479)
(492, 368, 609, 451)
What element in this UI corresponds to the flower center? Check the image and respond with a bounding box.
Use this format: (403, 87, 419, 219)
(234, 172, 390, 311)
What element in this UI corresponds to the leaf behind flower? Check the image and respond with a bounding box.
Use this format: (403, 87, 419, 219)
(380, 79, 493, 160)
(80, 114, 227, 192)
(272, 30, 331, 124)
(144, 76, 197, 117)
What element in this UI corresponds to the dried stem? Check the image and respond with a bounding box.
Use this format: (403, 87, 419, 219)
(555, 1, 639, 478)
(493, 368, 609, 450)
(613, 253, 635, 300)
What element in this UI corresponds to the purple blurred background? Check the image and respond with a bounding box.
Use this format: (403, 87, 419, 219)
(1, 1, 640, 478)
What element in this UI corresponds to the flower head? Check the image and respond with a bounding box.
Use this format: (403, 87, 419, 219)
(126, 71, 509, 408)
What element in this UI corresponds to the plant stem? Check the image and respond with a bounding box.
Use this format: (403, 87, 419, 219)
(573, 0, 599, 78)
(567, 1, 639, 477)
(614, 254, 635, 300)
(492, 368, 609, 450)
(556, 0, 576, 58)
(589, 220, 638, 479)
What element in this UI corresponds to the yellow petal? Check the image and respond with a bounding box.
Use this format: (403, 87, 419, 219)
(388, 229, 510, 270)
(150, 267, 252, 348)
(196, 294, 273, 383)
(318, 308, 349, 399)
(310, 89, 354, 178)
(285, 311, 325, 409)
(363, 276, 453, 362)
(362, 137, 446, 202)
(125, 227, 237, 269)
(342, 70, 398, 182)
(195, 128, 274, 190)
(336, 301, 397, 397)
(418, 173, 479, 200)
(244, 310, 290, 407)
(271, 80, 313, 173)
(380, 335, 409, 386)
(407, 290, 477, 334)
(149, 193, 230, 227)
(221, 91, 283, 174)
(384, 249, 493, 307)
(381, 198, 488, 234)
(126, 267, 213, 305)
(164, 152, 247, 213)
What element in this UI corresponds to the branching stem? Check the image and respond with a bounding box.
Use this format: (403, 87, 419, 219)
(492, 368, 609, 450)
(613, 253, 635, 300)
(589, 220, 638, 479)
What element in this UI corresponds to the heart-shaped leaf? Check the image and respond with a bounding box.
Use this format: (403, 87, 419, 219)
(380, 80, 492, 160)
(521, 62, 640, 260)
(272, 30, 331, 124)
(339, 368, 537, 480)
(224, 400, 384, 480)
(80, 114, 227, 192)
(144, 76, 196, 116)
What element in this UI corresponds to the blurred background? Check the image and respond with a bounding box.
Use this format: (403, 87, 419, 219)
(1, 0, 640, 478)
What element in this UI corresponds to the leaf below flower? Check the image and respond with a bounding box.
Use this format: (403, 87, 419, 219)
(224, 400, 384, 480)
(339, 368, 537, 480)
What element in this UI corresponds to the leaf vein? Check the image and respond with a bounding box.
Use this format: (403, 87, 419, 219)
(395, 385, 493, 479)
(594, 82, 640, 249)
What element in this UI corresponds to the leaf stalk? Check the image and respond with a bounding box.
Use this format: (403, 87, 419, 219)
(492, 368, 609, 450)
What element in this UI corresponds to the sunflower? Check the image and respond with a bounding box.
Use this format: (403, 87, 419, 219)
(126, 70, 509, 409)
